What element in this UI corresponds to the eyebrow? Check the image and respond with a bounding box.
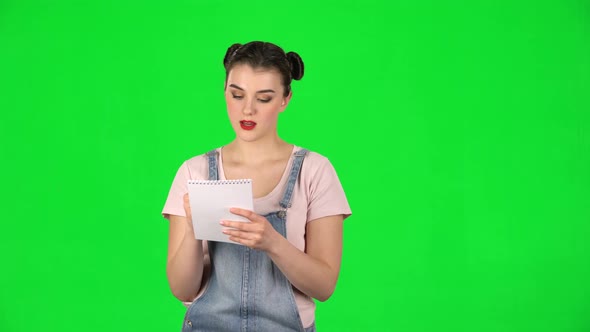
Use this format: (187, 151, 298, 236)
(228, 84, 276, 94)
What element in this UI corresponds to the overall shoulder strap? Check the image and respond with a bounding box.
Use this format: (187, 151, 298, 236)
(206, 150, 219, 180)
(279, 148, 309, 209)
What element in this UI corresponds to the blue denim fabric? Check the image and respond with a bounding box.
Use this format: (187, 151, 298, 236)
(182, 149, 315, 332)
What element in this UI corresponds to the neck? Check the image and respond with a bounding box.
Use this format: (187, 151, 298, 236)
(224, 136, 292, 164)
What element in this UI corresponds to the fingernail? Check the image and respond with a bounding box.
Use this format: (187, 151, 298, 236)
(220, 221, 226, 225)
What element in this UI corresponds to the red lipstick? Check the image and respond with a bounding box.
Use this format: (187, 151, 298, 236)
(240, 120, 256, 130)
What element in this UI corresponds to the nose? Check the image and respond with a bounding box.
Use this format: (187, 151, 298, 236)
(242, 98, 256, 116)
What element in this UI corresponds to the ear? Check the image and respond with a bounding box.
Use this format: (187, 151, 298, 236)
(279, 91, 293, 112)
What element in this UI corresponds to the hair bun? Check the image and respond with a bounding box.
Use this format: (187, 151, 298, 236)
(286, 52, 304, 80)
(223, 43, 242, 68)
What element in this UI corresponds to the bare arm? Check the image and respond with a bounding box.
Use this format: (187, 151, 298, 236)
(223, 211, 343, 302)
(165, 194, 205, 302)
(268, 215, 343, 301)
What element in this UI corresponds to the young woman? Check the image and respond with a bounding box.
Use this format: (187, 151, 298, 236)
(162, 41, 351, 332)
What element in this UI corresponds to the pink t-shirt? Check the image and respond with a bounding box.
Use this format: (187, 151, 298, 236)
(161, 145, 352, 327)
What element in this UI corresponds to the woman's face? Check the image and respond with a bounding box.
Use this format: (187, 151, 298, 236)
(224, 64, 291, 143)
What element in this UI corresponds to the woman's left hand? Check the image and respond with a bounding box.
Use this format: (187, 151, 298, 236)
(221, 208, 282, 251)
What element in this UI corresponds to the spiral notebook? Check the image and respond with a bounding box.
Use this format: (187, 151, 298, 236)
(187, 179, 253, 243)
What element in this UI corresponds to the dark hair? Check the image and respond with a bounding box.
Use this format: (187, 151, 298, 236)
(223, 41, 304, 97)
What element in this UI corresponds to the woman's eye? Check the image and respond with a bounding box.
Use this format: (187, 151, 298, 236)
(232, 94, 244, 100)
(258, 99, 271, 103)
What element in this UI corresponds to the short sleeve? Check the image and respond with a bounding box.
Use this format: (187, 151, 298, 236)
(162, 161, 191, 219)
(306, 157, 352, 222)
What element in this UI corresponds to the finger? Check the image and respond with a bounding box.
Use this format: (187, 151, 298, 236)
(229, 208, 264, 222)
(227, 236, 253, 247)
(220, 220, 254, 231)
(183, 194, 191, 209)
(223, 229, 260, 243)
(182, 194, 191, 208)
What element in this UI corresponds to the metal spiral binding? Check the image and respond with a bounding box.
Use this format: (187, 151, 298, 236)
(187, 179, 252, 185)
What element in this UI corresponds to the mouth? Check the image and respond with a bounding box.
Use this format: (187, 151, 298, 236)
(240, 120, 257, 130)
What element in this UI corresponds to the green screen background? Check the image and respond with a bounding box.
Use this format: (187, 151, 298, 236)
(1, 1, 589, 331)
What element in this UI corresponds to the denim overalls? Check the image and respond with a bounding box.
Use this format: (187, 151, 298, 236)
(182, 148, 316, 332)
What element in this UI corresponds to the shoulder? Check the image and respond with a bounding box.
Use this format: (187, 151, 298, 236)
(297, 147, 333, 171)
(295, 146, 352, 220)
(184, 150, 212, 168)
(296, 147, 340, 182)
(181, 148, 221, 180)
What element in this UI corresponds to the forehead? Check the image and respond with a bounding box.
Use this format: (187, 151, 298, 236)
(227, 64, 283, 90)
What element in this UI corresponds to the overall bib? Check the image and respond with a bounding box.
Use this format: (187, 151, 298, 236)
(182, 149, 316, 332)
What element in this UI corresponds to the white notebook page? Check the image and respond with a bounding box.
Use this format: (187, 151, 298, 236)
(187, 179, 253, 243)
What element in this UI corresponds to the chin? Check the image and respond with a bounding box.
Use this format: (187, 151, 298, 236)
(236, 134, 260, 143)
(233, 129, 255, 140)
